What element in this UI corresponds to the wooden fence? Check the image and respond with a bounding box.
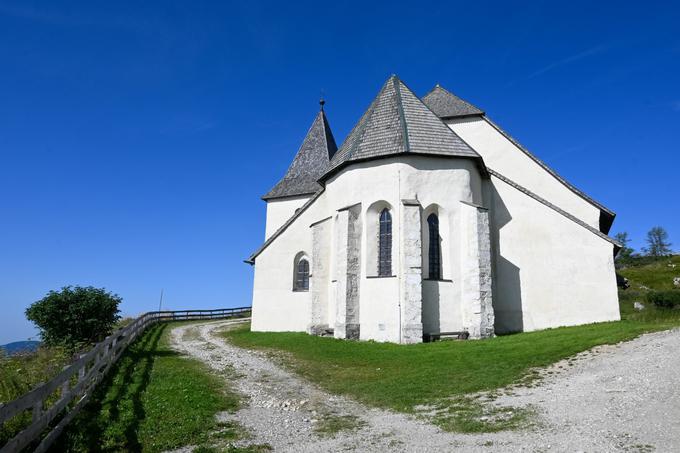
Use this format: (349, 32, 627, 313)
(0, 307, 251, 453)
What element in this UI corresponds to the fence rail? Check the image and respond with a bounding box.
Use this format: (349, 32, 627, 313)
(0, 306, 251, 453)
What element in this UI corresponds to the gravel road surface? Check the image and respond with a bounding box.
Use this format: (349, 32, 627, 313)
(170, 320, 680, 452)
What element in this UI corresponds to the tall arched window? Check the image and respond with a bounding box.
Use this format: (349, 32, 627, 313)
(427, 213, 441, 280)
(378, 208, 392, 276)
(294, 257, 309, 291)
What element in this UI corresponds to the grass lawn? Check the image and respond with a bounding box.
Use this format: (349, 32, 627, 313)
(53, 322, 262, 453)
(617, 255, 680, 291)
(222, 297, 680, 432)
(0, 347, 71, 445)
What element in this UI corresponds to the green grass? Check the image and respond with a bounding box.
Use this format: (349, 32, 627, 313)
(222, 299, 680, 432)
(429, 396, 536, 433)
(618, 255, 680, 291)
(314, 414, 365, 437)
(0, 346, 70, 445)
(53, 322, 245, 452)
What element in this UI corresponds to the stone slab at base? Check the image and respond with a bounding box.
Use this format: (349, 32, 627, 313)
(307, 324, 329, 336)
(401, 323, 423, 344)
(345, 323, 360, 340)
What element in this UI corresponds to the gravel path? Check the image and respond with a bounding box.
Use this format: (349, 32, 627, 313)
(170, 320, 680, 452)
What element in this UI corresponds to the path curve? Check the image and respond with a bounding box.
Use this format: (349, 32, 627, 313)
(170, 320, 680, 452)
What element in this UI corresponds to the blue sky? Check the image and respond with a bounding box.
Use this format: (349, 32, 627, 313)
(1, 1, 678, 344)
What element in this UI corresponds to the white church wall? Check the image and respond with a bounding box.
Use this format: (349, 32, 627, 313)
(489, 175, 620, 333)
(447, 117, 602, 230)
(264, 195, 310, 239)
(323, 155, 484, 342)
(361, 277, 400, 342)
(251, 193, 328, 332)
(324, 159, 402, 342)
(422, 280, 461, 334)
(309, 217, 332, 334)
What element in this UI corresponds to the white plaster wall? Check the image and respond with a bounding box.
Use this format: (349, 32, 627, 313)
(323, 155, 482, 342)
(422, 280, 462, 334)
(309, 217, 332, 331)
(325, 159, 401, 342)
(361, 277, 400, 342)
(252, 152, 618, 340)
(251, 193, 327, 332)
(264, 195, 310, 239)
(447, 117, 602, 229)
(489, 175, 620, 333)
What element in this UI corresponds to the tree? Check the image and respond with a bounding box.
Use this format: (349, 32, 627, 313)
(643, 226, 672, 258)
(25, 286, 121, 349)
(614, 232, 635, 262)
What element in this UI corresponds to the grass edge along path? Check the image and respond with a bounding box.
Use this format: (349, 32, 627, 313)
(53, 322, 266, 452)
(222, 308, 680, 433)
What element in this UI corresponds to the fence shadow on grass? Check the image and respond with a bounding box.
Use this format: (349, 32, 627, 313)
(52, 323, 179, 452)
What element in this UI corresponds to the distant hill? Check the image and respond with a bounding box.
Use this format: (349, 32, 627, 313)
(0, 340, 41, 356)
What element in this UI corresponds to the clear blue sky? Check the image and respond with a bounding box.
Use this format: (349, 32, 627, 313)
(1, 1, 678, 344)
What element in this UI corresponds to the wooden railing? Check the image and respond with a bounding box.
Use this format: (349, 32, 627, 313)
(0, 306, 251, 453)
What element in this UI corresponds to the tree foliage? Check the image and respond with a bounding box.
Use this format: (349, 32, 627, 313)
(614, 232, 635, 262)
(643, 226, 672, 257)
(25, 286, 122, 349)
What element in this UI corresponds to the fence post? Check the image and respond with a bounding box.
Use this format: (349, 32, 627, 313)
(32, 399, 43, 423)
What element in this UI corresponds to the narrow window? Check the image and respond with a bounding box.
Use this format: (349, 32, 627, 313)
(378, 208, 392, 276)
(295, 258, 309, 291)
(428, 214, 441, 280)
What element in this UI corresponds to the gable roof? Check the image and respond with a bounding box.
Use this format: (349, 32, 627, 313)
(421, 84, 616, 234)
(324, 75, 484, 178)
(481, 117, 616, 234)
(421, 84, 484, 119)
(246, 188, 325, 264)
(488, 169, 621, 252)
(262, 107, 338, 200)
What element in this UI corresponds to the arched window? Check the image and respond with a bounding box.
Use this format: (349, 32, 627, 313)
(294, 257, 309, 291)
(378, 208, 392, 276)
(427, 213, 441, 280)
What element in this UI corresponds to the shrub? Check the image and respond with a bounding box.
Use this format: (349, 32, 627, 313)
(25, 286, 122, 350)
(647, 290, 680, 309)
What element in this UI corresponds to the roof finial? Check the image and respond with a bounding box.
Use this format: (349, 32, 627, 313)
(319, 88, 326, 111)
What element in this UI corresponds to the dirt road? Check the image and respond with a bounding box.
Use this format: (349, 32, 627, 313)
(171, 320, 680, 452)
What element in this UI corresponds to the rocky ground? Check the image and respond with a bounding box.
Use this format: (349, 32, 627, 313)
(170, 320, 680, 452)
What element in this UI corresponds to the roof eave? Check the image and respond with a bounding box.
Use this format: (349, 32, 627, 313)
(261, 190, 318, 202)
(246, 188, 326, 264)
(320, 153, 490, 184)
(481, 116, 616, 233)
(439, 112, 486, 120)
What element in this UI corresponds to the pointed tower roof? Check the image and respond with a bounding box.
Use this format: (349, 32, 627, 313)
(262, 104, 338, 200)
(325, 75, 483, 177)
(421, 84, 484, 119)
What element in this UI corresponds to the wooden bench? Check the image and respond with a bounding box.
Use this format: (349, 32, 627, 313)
(423, 331, 470, 342)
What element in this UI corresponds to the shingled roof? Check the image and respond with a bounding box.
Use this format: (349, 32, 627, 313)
(262, 107, 338, 200)
(421, 84, 484, 119)
(325, 76, 482, 177)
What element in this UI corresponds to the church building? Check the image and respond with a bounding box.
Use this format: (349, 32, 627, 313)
(246, 75, 621, 343)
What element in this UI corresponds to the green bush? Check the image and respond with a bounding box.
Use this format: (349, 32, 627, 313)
(647, 290, 680, 309)
(25, 286, 121, 350)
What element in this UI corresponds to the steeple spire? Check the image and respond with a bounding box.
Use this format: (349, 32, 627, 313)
(262, 106, 338, 200)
